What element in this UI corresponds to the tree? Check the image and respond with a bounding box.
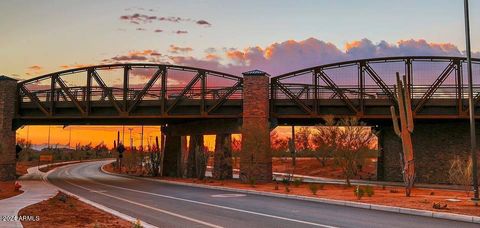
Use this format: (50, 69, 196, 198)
(16, 138, 34, 161)
(270, 131, 289, 154)
(295, 127, 311, 152)
(317, 117, 376, 186)
(311, 116, 339, 167)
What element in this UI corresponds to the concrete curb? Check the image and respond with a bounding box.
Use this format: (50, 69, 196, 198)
(40, 160, 158, 228)
(101, 162, 480, 224)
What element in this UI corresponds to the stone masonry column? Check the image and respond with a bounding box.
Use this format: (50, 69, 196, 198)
(213, 133, 233, 180)
(162, 130, 182, 177)
(0, 76, 17, 181)
(240, 70, 272, 183)
(186, 135, 204, 178)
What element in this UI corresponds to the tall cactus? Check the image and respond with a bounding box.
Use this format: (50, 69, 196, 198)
(390, 72, 415, 197)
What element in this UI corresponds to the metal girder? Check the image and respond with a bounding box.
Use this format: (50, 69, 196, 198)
(127, 67, 165, 113)
(275, 80, 313, 114)
(56, 76, 85, 115)
(50, 75, 56, 116)
(91, 70, 122, 113)
(317, 69, 359, 113)
(19, 86, 49, 116)
(123, 66, 130, 112)
(207, 80, 242, 113)
(364, 63, 396, 102)
(414, 61, 456, 113)
(166, 72, 203, 113)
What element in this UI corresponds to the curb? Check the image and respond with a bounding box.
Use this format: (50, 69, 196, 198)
(101, 162, 480, 224)
(40, 160, 158, 228)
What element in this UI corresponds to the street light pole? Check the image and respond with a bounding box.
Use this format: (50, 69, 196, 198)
(464, 0, 479, 202)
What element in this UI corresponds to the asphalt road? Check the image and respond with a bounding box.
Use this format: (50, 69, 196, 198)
(47, 161, 477, 228)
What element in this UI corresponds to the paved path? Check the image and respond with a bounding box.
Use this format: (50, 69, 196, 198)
(0, 166, 58, 228)
(47, 160, 477, 228)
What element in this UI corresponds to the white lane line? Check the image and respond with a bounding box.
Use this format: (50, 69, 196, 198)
(87, 177, 338, 228)
(64, 180, 223, 228)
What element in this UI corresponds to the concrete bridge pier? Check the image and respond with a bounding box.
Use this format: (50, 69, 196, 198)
(240, 70, 272, 183)
(378, 121, 480, 184)
(0, 76, 17, 181)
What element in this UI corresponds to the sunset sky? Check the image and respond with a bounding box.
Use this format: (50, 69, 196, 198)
(1, 0, 479, 148)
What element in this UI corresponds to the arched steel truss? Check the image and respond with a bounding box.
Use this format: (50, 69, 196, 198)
(271, 56, 480, 119)
(17, 64, 243, 120)
(16, 56, 480, 124)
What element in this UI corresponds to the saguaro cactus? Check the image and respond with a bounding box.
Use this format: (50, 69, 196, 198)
(390, 72, 415, 197)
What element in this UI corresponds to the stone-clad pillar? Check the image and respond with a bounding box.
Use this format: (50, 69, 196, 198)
(240, 70, 272, 183)
(162, 133, 182, 177)
(186, 135, 204, 178)
(0, 76, 17, 181)
(213, 133, 233, 179)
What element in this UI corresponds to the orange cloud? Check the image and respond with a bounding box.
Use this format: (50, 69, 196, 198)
(168, 45, 193, 54)
(25, 65, 43, 76)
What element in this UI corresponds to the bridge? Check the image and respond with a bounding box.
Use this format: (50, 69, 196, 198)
(1, 56, 480, 183)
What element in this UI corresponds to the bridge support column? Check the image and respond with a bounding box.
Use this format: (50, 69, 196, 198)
(186, 135, 205, 178)
(162, 133, 184, 177)
(379, 121, 480, 184)
(240, 70, 272, 183)
(213, 133, 233, 180)
(0, 76, 17, 181)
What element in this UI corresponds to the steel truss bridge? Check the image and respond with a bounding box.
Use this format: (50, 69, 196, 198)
(15, 56, 480, 127)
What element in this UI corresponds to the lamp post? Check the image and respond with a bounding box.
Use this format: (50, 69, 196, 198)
(464, 0, 479, 202)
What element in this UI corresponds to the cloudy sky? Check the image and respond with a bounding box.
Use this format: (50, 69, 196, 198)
(1, 0, 479, 147)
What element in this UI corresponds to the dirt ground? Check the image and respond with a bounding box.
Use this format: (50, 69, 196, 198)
(162, 177, 480, 217)
(19, 192, 133, 228)
(208, 157, 377, 180)
(271, 157, 377, 180)
(0, 181, 23, 200)
(104, 162, 480, 217)
(16, 161, 40, 176)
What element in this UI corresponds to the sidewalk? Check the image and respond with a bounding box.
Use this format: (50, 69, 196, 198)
(205, 166, 465, 191)
(0, 166, 58, 228)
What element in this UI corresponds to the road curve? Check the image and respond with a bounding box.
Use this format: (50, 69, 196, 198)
(46, 161, 476, 228)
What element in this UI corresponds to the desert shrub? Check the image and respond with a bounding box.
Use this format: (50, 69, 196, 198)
(248, 178, 256, 188)
(58, 193, 68, 203)
(448, 156, 472, 196)
(132, 219, 143, 228)
(281, 177, 291, 186)
(354, 185, 365, 199)
(308, 183, 319, 195)
(364, 185, 374, 197)
(293, 178, 303, 187)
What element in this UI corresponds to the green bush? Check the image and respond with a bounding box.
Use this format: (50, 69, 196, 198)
(353, 185, 365, 199)
(281, 177, 290, 186)
(308, 183, 319, 195)
(364, 185, 374, 197)
(293, 178, 303, 187)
